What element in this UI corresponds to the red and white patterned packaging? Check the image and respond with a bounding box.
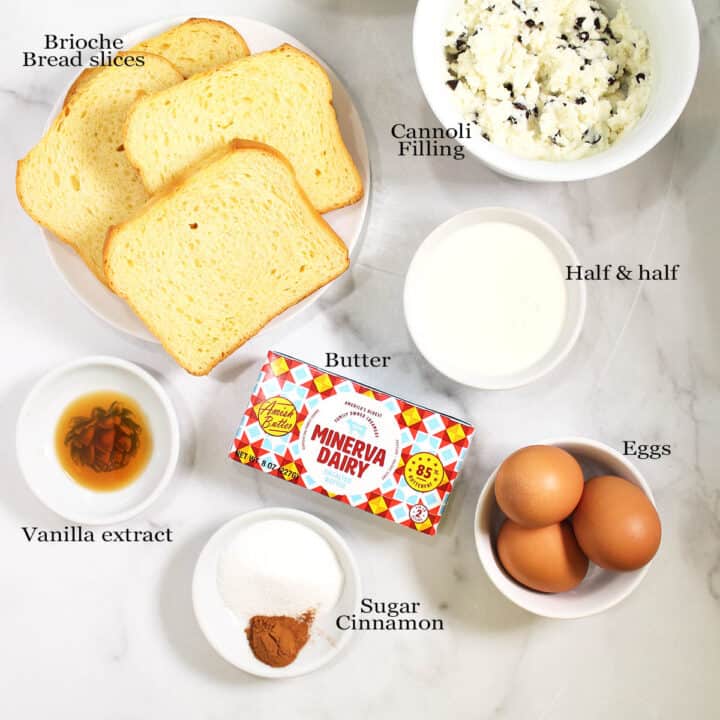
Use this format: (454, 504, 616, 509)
(229, 352, 475, 535)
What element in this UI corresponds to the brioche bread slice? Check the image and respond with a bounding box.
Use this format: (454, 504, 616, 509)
(132, 18, 249, 78)
(16, 53, 183, 283)
(104, 140, 350, 375)
(62, 19, 249, 107)
(124, 44, 363, 213)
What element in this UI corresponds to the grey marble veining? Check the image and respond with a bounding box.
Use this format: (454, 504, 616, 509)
(1, 1, 718, 718)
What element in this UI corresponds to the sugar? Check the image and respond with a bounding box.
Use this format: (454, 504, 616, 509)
(217, 519, 344, 619)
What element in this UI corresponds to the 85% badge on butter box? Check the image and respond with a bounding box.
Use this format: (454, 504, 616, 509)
(229, 352, 475, 535)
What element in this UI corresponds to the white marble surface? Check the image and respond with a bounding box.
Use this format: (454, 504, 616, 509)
(2, 0, 719, 717)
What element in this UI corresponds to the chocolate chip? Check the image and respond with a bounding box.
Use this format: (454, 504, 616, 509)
(608, 75, 616, 85)
(512, 0, 522, 9)
(525, 19, 535, 27)
(578, 31, 589, 42)
(517, 35, 523, 43)
(636, 72, 646, 82)
(576, 96, 587, 104)
(560, 33, 569, 41)
(583, 128, 602, 145)
(481, 132, 491, 141)
(533, 106, 539, 116)
(507, 116, 518, 125)
(575, 17, 586, 30)
(513, 101, 527, 111)
(446, 79, 459, 90)
(503, 82, 514, 96)
(594, 17, 602, 30)
(189, 223, 198, 229)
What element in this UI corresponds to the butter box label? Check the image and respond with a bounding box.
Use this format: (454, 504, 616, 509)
(229, 352, 475, 535)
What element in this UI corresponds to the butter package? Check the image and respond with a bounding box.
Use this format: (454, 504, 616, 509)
(229, 352, 475, 535)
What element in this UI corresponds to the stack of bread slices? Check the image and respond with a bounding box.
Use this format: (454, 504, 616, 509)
(17, 18, 363, 375)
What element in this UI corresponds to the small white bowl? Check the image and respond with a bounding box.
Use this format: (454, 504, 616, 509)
(474, 438, 657, 619)
(413, 0, 700, 182)
(404, 207, 586, 389)
(192, 507, 361, 679)
(16, 356, 179, 524)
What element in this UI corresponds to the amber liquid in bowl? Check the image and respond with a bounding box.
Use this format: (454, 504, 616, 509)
(54, 390, 153, 492)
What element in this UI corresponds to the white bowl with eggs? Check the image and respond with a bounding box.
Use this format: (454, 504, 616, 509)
(404, 207, 585, 389)
(474, 438, 658, 618)
(413, 0, 699, 182)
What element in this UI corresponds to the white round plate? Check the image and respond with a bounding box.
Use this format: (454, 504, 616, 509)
(43, 16, 371, 342)
(16, 356, 179, 524)
(193, 507, 361, 679)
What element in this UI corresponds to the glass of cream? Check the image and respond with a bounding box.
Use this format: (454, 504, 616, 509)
(403, 208, 586, 389)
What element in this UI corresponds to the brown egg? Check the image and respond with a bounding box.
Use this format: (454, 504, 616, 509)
(495, 445, 584, 528)
(497, 520, 589, 593)
(572, 475, 661, 571)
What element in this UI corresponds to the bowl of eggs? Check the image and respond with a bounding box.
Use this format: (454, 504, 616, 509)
(475, 438, 661, 618)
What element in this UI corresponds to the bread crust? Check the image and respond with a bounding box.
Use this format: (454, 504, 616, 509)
(16, 52, 184, 287)
(132, 17, 250, 77)
(16, 156, 109, 285)
(123, 43, 364, 213)
(104, 139, 350, 375)
(17, 20, 252, 288)
(171, 17, 250, 58)
(63, 20, 248, 105)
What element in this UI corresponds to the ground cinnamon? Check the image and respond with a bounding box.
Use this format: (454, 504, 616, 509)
(246, 611, 314, 667)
